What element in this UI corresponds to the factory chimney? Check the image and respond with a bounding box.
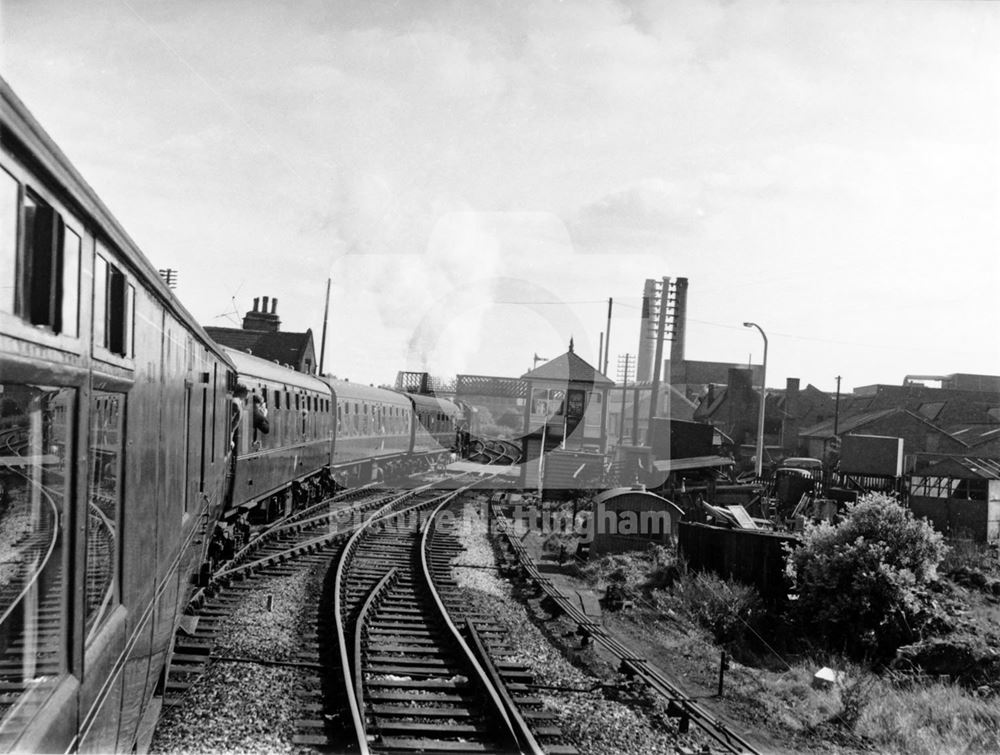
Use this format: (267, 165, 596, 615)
(636, 278, 656, 383)
(669, 277, 688, 364)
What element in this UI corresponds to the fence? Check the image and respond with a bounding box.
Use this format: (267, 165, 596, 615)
(678, 522, 800, 604)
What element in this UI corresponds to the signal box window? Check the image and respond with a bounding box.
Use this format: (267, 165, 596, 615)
(0, 383, 73, 727)
(86, 391, 123, 639)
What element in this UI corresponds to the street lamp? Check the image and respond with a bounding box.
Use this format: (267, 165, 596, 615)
(743, 321, 768, 478)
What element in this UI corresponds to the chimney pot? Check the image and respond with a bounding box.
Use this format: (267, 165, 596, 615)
(271, 298, 278, 314)
(253, 297, 259, 312)
(262, 296, 269, 312)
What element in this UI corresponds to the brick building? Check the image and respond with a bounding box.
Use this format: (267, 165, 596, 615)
(205, 295, 317, 374)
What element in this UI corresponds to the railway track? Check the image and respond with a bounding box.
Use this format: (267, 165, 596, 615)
(165, 485, 428, 703)
(489, 498, 762, 755)
(330, 487, 572, 754)
(468, 439, 522, 466)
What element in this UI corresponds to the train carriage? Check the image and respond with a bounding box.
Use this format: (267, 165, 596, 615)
(404, 392, 462, 460)
(224, 348, 334, 520)
(323, 379, 412, 482)
(0, 79, 233, 752)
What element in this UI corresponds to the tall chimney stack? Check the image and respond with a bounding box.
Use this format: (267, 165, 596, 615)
(636, 278, 656, 383)
(669, 277, 688, 364)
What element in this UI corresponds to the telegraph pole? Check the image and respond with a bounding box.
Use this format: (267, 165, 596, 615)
(647, 278, 671, 444)
(834, 375, 842, 437)
(617, 354, 633, 444)
(319, 278, 331, 375)
(603, 297, 613, 376)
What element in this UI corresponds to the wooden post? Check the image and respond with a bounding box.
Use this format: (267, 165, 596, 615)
(718, 650, 727, 696)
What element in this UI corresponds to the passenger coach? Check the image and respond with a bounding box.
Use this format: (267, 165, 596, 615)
(0, 79, 232, 752)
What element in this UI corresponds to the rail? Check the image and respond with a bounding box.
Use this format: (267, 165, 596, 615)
(419, 496, 541, 754)
(491, 500, 761, 755)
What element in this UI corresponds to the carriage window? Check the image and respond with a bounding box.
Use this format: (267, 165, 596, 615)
(86, 390, 123, 639)
(61, 228, 80, 338)
(1, 167, 19, 313)
(93, 247, 131, 358)
(126, 283, 135, 356)
(106, 265, 127, 356)
(18, 194, 66, 331)
(93, 253, 108, 348)
(0, 383, 72, 724)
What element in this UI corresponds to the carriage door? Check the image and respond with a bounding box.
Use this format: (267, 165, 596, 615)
(182, 381, 192, 515)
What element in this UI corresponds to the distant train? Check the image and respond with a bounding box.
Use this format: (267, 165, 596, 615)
(224, 347, 466, 526)
(0, 78, 466, 753)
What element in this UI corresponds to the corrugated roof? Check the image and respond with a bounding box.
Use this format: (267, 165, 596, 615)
(651, 455, 735, 473)
(918, 456, 1000, 480)
(798, 408, 898, 438)
(521, 349, 614, 386)
(206, 326, 313, 369)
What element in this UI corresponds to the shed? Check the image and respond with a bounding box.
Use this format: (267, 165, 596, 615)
(589, 487, 684, 557)
(907, 456, 1000, 543)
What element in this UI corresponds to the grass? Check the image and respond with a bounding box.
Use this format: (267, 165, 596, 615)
(581, 544, 1000, 754)
(856, 679, 1000, 754)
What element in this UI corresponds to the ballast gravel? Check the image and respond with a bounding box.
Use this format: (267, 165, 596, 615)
(451, 498, 701, 755)
(150, 567, 325, 755)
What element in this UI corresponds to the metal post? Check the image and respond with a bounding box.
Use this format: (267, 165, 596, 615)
(743, 322, 768, 478)
(598, 332, 604, 376)
(618, 354, 630, 445)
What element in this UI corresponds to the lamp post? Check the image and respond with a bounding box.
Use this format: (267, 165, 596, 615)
(743, 322, 768, 478)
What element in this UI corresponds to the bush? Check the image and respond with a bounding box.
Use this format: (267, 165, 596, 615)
(672, 571, 763, 645)
(786, 493, 948, 661)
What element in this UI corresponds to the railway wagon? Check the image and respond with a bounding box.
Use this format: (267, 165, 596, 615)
(405, 392, 462, 459)
(0, 79, 233, 752)
(225, 348, 333, 520)
(324, 378, 412, 483)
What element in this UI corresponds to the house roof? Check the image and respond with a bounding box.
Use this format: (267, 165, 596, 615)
(940, 423, 1000, 446)
(799, 408, 898, 438)
(799, 407, 970, 448)
(205, 326, 314, 369)
(520, 348, 614, 387)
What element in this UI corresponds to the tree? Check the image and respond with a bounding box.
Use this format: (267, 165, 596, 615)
(785, 493, 948, 660)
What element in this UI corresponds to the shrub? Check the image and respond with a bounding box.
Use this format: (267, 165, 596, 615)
(785, 493, 948, 661)
(672, 571, 763, 645)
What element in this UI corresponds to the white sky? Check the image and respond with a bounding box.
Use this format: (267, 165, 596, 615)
(2, 0, 998, 393)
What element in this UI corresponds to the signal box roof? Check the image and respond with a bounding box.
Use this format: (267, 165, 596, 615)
(520, 345, 614, 387)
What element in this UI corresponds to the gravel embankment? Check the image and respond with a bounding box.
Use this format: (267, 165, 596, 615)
(452, 497, 702, 755)
(150, 566, 325, 755)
